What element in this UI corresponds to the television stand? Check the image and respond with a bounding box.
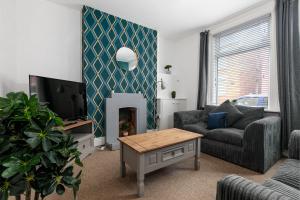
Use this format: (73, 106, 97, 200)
(63, 120, 95, 160)
(63, 120, 78, 126)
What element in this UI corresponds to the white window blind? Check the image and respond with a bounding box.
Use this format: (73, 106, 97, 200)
(212, 15, 271, 109)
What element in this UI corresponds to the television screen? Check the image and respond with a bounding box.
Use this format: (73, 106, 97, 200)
(29, 75, 87, 120)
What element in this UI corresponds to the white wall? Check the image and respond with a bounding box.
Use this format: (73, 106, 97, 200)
(157, 34, 200, 110)
(0, 0, 17, 96)
(172, 34, 200, 110)
(157, 35, 179, 99)
(157, 35, 176, 74)
(0, 0, 82, 96)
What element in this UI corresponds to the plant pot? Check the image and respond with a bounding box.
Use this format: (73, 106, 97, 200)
(171, 91, 176, 99)
(165, 70, 171, 74)
(122, 131, 129, 137)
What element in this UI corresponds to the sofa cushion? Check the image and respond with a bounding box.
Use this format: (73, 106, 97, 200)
(205, 105, 218, 113)
(205, 128, 244, 146)
(211, 100, 243, 126)
(263, 179, 300, 200)
(202, 105, 218, 122)
(207, 112, 228, 129)
(272, 159, 300, 190)
(183, 121, 209, 135)
(232, 106, 264, 129)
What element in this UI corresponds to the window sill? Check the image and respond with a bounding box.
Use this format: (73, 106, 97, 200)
(265, 109, 280, 113)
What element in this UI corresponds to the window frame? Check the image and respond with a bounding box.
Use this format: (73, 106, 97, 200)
(207, 7, 279, 112)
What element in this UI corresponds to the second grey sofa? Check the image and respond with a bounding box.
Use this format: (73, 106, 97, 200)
(174, 105, 281, 173)
(216, 130, 300, 200)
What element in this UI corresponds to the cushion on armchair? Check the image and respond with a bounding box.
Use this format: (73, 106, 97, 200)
(232, 106, 264, 129)
(272, 159, 300, 190)
(288, 130, 300, 160)
(263, 179, 300, 200)
(211, 100, 243, 126)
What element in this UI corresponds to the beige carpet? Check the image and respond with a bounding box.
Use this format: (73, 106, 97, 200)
(45, 150, 284, 200)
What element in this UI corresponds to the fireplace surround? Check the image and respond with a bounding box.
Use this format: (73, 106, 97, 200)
(119, 107, 137, 137)
(105, 93, 147, 150)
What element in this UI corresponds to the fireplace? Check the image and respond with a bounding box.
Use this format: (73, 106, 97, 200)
(119, 107, 137, 137)
(105, 93, 147, 150)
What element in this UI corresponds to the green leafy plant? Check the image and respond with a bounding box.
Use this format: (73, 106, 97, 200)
(164, 65, 172, 71)
(120, 122, 130, 133)
(171, 91, 176, 99)
(0, 92, 82, 200)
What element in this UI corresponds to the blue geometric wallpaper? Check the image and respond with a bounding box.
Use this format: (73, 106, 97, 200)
(82, 6, 157, 137)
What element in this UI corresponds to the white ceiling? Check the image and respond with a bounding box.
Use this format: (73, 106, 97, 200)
(51, 0, 267, 38)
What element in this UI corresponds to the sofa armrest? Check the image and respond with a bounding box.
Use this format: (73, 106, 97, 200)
(243, 116, 281, 172)
(216, 175, 289, 200)
(288, 130, 300, 159)
(174, 110, 205, 129)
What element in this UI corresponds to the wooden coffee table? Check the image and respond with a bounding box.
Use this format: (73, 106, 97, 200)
(118, 128, 203, 197)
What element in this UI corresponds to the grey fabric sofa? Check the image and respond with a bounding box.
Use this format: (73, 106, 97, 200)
(174, 105, 281, 173)
(216, 130, 300, 200)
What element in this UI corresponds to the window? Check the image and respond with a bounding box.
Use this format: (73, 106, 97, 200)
(211, 15, 271, 109)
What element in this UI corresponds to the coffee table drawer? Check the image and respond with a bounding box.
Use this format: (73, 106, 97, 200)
(162, 146, 185, 161)
(144, 140, 196, 173)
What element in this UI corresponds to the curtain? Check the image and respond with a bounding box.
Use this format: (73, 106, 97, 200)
(197, 31, 209, 109)
(276, 0, 300, 149)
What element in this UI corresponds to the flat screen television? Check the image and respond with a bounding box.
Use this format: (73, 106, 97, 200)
(29, 75, 87, 121)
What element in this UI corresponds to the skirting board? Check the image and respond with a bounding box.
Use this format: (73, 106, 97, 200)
(94, 137, 105, 147)
(147, 129, 158, 132)
(94, 130, 157, 147)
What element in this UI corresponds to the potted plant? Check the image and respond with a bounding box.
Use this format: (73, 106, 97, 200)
(0, 92, 82, 200)
(171, 91, 176, 99)
(164, 65, 172, 74)
(120, 122, 130, 137)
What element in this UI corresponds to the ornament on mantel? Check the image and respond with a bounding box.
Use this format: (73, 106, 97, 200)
(164, 65, 172, 74)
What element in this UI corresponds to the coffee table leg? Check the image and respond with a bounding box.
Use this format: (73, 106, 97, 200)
(137, 154, 145, 197)
(120, 143, 126, 177)
(194, 138, 200, 170)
